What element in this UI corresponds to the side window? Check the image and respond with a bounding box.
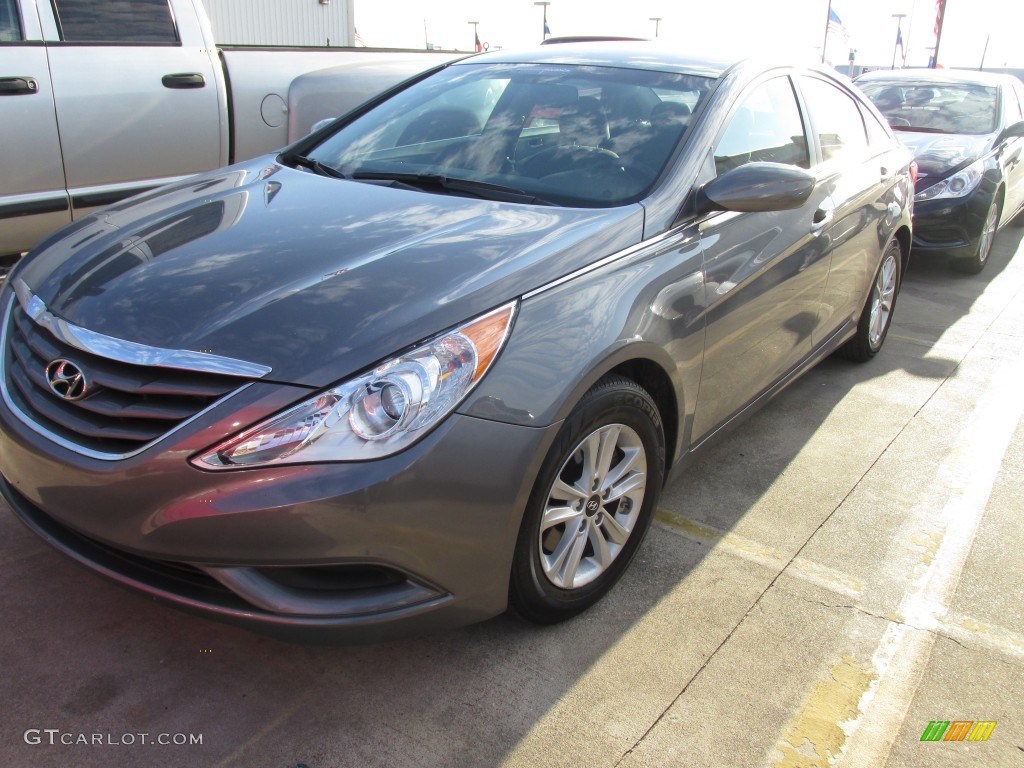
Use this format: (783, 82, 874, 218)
(714, 76, 809, 176)
(862, 105, 892, 147)
(1008, 83, 1024, 124)
(51, 0, 178, 44)
(0, 0, 22, 41)
(800, 77, 869, 163)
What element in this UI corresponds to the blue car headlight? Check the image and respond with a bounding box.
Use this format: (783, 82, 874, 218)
(914, 158, 984, 202)
(194, 302, 517, 468)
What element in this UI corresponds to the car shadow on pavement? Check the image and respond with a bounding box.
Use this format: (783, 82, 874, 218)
(2, 225, 1022, 768)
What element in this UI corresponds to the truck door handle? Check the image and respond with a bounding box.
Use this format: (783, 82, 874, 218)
(162, 72, 206, 89)
(0, 77, 39, 95)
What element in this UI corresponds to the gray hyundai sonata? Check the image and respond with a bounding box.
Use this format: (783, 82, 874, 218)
(0, 43, 914, 641)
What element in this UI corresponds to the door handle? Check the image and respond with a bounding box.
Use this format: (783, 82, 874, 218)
(0, 77, 39, 95)
(810, 207, 834, 233)
(161, 72, 206, 89)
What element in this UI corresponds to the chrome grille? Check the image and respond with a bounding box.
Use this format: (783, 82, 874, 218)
(1, 295, 255, 457)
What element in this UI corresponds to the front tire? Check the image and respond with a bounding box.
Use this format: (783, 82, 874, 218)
(509, 376, 665, 624)
(837, 237, 901, 363)
(955, 195, 1000, 274)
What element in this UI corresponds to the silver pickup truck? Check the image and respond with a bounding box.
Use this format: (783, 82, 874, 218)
(0, 0, 455, 259)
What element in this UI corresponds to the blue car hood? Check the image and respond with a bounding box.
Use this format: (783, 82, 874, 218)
(896, 131, 993, 192)
(14, 157, 644, 387)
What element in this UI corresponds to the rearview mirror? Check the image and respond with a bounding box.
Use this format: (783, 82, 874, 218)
(696, 162, 816, 215)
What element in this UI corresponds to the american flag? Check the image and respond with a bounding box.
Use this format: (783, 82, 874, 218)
(827, 8, 849, 40)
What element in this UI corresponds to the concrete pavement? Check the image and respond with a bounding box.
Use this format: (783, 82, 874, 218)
(2, 227, 1024, 768)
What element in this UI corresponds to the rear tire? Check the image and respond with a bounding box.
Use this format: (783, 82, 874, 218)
(837, 237, 901, 363)
(509, 376, 665, 624)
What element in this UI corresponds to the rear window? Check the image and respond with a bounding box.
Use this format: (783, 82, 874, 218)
(52, 0, 179, 44)
(859, 81, 998, 135)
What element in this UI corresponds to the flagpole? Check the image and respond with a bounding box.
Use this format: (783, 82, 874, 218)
(534, 2, 550, 41)
(904, 0, 918, 66)
(891, 14, 906, 69)
(932, 0, 946, 67)
(821, 0, 833, 63)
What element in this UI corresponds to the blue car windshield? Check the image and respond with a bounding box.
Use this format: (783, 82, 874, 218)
(859, 82, 998, 135)
(306, 62, 715, 207)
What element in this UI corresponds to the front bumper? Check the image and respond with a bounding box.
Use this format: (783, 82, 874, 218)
(910, 186, 995, 260)
(0, 396, 560, 642)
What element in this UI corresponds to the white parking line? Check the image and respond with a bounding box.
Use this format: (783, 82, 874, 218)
(835, 346, 1024, 766)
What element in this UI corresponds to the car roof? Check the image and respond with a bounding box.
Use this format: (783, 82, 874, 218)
(454, 41, 737, 79)
(856, 68, 1015, 88)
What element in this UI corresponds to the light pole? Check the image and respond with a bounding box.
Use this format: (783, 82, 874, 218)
(534, 1, 550, 40)
(649, 17, 661, 38)
(891, 13, 907, 69)
(468, 20, 479, 52)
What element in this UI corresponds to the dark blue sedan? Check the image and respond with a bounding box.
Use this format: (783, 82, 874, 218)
(857, 68, 1024, 273)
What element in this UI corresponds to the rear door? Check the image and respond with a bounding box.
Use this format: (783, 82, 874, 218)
(0, 0, 69, 255)
(39, 0, 225, 217)
(692, 74, 834, 442)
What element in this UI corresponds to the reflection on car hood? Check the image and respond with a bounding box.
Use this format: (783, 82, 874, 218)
(895, 131, 993, 189)
(14, 157, 644, 387)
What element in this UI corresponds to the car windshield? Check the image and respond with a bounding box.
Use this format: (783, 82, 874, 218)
(858, 81, 998, 135)
(304, 62, 715, 207)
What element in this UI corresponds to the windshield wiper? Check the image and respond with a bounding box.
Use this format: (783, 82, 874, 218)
(281, 153, 349, 179)
(352, 172, 554, 205)
(891, 126, 948, 134)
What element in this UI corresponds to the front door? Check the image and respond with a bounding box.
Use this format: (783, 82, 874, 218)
(692, 74, 832, 443)
(0, 0, 69, 255)
(39, 0, 225, 217)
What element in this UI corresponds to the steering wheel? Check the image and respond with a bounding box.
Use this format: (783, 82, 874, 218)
(518, 145, 621, 178)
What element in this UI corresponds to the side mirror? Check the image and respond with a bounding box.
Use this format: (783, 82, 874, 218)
(997, 119, 1024, 145)
(696, 162, 816, 215)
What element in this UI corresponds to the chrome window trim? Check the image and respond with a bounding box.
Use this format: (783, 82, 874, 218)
(0, 293, 253, 461)
(12, 278, 271, 378)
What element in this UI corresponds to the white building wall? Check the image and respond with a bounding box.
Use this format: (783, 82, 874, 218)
(201, 0, 354, 47)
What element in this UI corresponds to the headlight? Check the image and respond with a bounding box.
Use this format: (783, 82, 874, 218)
(193, 302, 517, 468)
(915, 159, 985, 202)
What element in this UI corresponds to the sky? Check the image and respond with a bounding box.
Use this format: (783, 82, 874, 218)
(353, 0, 1024, 70)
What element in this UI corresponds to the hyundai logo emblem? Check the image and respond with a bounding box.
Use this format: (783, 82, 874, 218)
(45, 359, 89, 401)
(586, 498, 601, 513)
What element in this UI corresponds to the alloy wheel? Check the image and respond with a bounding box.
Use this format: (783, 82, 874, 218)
(868, 249, 898, 349)
(538, 423, 647, 589)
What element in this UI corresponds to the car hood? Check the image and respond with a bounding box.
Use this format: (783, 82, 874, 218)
(895, 131, 993, 191)
(13, 157, 644, 387)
